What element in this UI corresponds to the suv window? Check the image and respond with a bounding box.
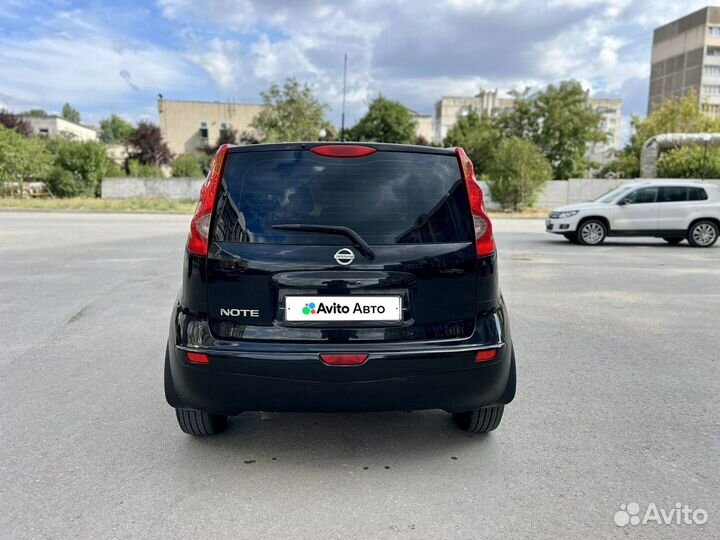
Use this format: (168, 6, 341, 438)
(213, 150, 474, 245)
(624, 187, 658, 204)
(659, 186, 688, 202)
(688, 187, 709, 201)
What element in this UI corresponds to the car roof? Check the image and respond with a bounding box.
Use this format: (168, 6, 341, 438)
(226, 142, 457, 156)
(625, 180, 717, 189)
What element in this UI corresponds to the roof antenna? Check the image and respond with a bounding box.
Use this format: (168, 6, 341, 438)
(340, 53, 348, 142)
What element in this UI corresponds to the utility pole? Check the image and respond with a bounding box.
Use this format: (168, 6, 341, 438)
(340, 53, 348, 141)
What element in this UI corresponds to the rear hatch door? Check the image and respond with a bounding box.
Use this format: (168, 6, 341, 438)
(207, 145, 481, 343)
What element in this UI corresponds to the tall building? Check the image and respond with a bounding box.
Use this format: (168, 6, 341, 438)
(158, 98, 263, 156)
(648, 6, 720, 116)
(433, 90, 623, 165)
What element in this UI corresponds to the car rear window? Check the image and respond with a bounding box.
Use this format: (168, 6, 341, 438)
(212, 150, 474, 245)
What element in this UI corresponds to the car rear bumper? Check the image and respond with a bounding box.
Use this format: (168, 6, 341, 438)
(165, 310, 514, 415)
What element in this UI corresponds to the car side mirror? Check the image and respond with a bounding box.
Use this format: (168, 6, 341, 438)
(617, 198, 627, 206)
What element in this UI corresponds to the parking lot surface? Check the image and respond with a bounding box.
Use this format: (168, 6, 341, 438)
(1, 212, 718, 540)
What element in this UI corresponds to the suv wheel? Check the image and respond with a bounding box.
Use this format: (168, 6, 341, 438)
(175, 408, 228, 436)
(687, 221, 719, 248)
(577, 219, 607, 246)
(663, 237, 683, 245)
(452, 405, 504, 433)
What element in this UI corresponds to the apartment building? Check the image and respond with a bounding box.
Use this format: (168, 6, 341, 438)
(648, 6, 720, 116)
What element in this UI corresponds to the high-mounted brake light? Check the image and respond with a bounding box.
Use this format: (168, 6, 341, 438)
(455, 147, 496, 257)
(187, 144, 232, 256)
(320, 353, 369, 366)
(310, 145, 377, 158)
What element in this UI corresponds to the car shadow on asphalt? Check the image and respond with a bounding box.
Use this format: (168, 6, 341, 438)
(174, 410, 501, 469)
(539, 238, 699, 248)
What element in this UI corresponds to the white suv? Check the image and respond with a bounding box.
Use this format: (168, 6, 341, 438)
(546, 181, 720, 247)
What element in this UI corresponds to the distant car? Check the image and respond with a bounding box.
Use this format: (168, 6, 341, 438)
(546, 181, 720, 247)
(165, 143, 516, 436)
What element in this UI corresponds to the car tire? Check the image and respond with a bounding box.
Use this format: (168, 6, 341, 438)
(563, 233, 578, 243)
(663, 237, 683, 245)
(577, 219, 607, 246)
(452, 405, 504, 433)
(175, 408, 228, 436)
(687, 220, 719, 248)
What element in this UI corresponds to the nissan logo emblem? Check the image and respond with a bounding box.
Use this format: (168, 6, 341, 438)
(334, 248, 355, 265)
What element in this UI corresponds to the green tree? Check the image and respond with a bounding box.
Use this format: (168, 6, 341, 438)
(443, 110, 501, 175)
(127, 121, 172, 166)
(0, 126, 52, 186)
(657, 146, 720, 178)
(61, 103, 81, 123)
(20, 108, 48, 117)
(171, 154, 204, 177)
(499, 81, 605, 179)
(486, 137, 553, 210)
(601, 91, 720, 178)
(348, 96, 417, 144)
(46, 139, 108, 196)
(251, 78, 331, 142)
(99, 114, 136, 143)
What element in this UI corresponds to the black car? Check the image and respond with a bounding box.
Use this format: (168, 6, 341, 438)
(165, 142, 516, 435)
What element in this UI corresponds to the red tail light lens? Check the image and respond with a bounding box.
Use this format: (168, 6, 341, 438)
(455, 147, 495, 257)
(187, 144, 232, 256)
(320, 353, 369, 366)
(475, 349, 497, 362)
(310, 145, 377, 158)
(186, 351, 210, 364)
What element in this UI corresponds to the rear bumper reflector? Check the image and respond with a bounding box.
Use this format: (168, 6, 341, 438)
(475, 350, 497, 362)
(187, 352, 210, 364)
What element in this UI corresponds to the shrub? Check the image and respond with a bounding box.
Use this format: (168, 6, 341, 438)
(127, 159, 162, 177)
(45, 166, 82, 197)
(171, 154, 203, 177)
(486, 137, 553, 211)
(44, 138, 109, 196)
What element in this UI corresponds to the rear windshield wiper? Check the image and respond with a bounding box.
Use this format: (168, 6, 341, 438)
(271, 224, 375, 260)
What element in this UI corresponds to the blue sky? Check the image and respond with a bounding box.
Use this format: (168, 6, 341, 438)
(0, 0, 716, 136)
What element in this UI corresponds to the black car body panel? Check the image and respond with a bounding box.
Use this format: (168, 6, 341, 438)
(166, 142, 515, 415)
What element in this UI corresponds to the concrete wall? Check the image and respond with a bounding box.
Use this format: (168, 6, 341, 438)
(102, 177, 204, 200)
(482, 178, 720, 210)
(102, 177, 720, 207)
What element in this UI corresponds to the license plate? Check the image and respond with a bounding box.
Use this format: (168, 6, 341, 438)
(285, 296, 402, 322)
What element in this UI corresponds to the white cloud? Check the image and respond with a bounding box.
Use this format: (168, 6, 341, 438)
(0, 9, 199, 115)
(2, 0, 718, 129)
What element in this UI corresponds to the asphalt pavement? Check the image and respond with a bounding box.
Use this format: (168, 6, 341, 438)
(1, 211, 718, 540)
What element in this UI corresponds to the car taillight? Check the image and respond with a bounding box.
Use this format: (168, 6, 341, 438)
(455, 147, 496, 257)
(187, 144, 232, 256)
(310, 145, 377, 158)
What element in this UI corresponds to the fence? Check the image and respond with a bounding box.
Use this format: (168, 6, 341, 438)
(102, 177, 720, 208)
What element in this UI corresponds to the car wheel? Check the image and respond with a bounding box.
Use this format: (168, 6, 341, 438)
(577, 219, 607, 246)
(452, 405, 504, 433)
(175, 408, 228, 436)
(687, 221, 719, 248)
(563, 232, 578, 243)
(663, 237, 683, 245)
